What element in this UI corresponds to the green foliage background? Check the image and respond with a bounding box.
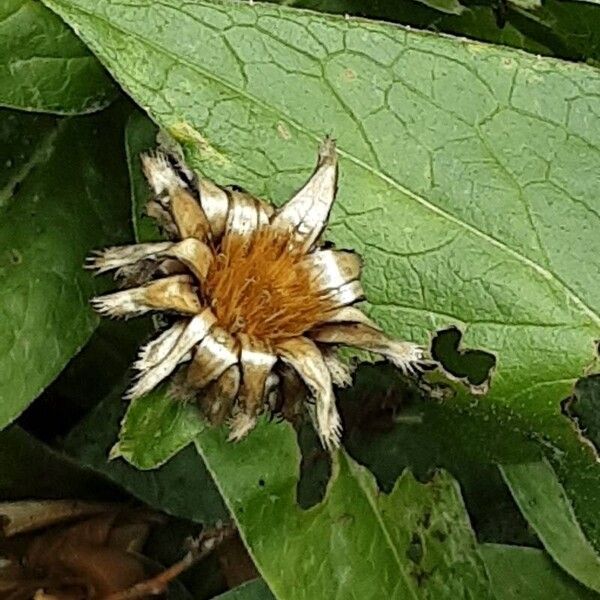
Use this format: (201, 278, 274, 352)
(1, 0, 600, 597)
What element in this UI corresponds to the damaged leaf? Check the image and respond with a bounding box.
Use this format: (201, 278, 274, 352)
(430, 326, 496, 392)
(566, 375, 600, 450)
(339, 364, 541, 545)
(193, 421, 493, 599)
(115, 395, 493, 597)
(42, 0, 600, 546)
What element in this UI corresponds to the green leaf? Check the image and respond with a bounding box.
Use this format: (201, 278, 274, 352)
(42, 0, 600, 543)
(64, 385, 228, 524)
(0, 105, 131, 429)
(481, 544, 598, 600)
(500, 460, 600, 592)
(0, 0, 117, 114)
(0, 425, 113, 500)
(214, 580, 274, 600)
(112, 386, 205, 469)
(511, 0, 600, 62)
(193, 422, 493, 599)
(339, 364, 540, 546)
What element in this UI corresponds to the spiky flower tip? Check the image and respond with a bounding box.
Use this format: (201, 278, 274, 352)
(87, 138, 425, 449)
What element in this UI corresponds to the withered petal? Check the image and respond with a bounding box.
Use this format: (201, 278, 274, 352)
(276, 336, 341, 450)
(277, 364, 307, 423)
(185, 326, 238, 389)
(197, 177, 230, 240)
(270, 137, 338, 253)
(166, 238, 213, 281)
(302, 248, 362, 293)
(323, 279, 365, 308)
(85, 242, 174, 274)
(141, 151, 185, 196)
(170, 187, 212, 240)
(321, 305, 381, 328)
(91, 275, 202, 318)
(146, 199, 179, 238)
(227, 411, 258, 442)
(199, 364, 240, 424)
(320, 346, 354, 388)
(311, 323, 424, 375)
(264, 371, 280, 412)
(87, 239, 212, 285)
(126, 309, 217, 399)
(133, 322, 187, 372)
(237, 334, 277, 417)
(225, 189, 273, 237)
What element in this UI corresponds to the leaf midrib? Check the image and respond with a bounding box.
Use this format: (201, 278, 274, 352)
(344, 453, 420, 599)
(0, 120, 62, 210)
(52, 0, 600, 329)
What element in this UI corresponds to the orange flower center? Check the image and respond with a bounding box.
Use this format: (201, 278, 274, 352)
(202, 228, 336, 342)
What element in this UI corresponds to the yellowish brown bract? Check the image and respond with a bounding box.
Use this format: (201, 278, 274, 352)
(87, 138, 424, 449)
(204, 229, 337, 341)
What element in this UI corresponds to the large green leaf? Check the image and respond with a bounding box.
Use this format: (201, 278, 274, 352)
(43, 0, 600, 542)
(501, 460, 600, 592)
(0, 0, 117, 114)
(480, 544, 598, 599)
(195, 423, 493, 599)
(0, 105, 131, 428)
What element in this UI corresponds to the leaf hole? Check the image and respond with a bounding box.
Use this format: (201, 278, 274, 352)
(431, 326, 496, 390)
(406, 532, 424, 564)
(9, 249, 22, 265)
(562, 374, 600, 456)
(295, 424, 331, 510)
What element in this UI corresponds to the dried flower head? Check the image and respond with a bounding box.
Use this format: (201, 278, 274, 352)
(87, 138, 424, 449)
